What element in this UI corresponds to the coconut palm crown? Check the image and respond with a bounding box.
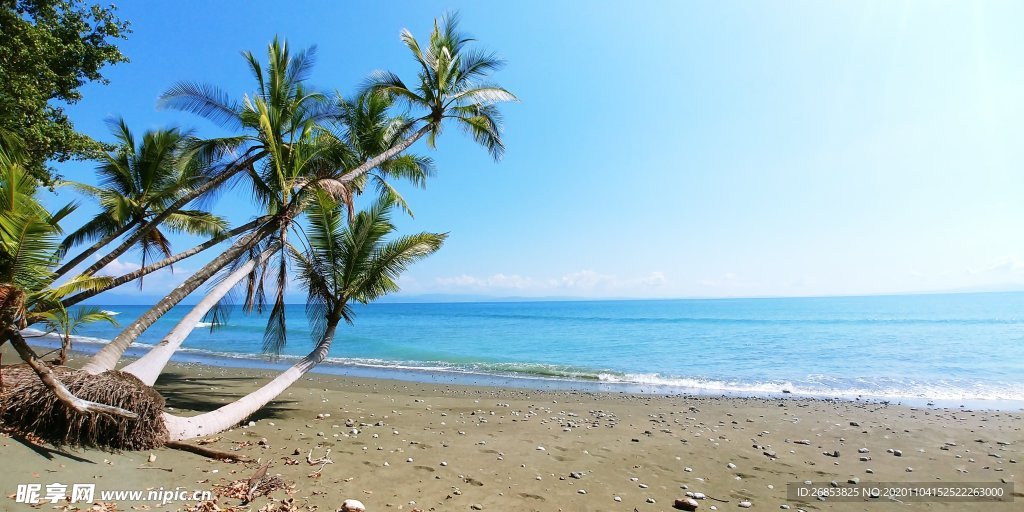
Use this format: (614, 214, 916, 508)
(367, 12, 517, 160)
(57, 120, 227, 278)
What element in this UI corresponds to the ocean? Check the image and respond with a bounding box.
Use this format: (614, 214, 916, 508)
(27, 292, 1024, 409)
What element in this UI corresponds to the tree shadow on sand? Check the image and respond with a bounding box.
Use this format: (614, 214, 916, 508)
(154, 372, 298, 421)
(5, 433, 97, 462)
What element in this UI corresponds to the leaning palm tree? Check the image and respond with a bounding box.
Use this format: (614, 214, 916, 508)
(86, 15, 516, 375)
(38, 306, 119, 365)
(161, 192, 444, 439)
(54, 121, 227, 279)
(119, 94, 434, 386)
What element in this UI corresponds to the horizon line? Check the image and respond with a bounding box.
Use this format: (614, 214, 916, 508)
(86, 287, 1024, 307)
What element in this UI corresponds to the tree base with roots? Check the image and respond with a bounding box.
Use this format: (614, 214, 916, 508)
(0, 364, 168, 450)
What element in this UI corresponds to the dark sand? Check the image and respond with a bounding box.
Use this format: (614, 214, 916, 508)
(1, 355, 1021, 511)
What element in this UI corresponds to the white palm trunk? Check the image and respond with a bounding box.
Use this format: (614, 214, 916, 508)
(80, 225, 276, 375)
(121, 247, 277, 385)
(162, 323, 336, 440)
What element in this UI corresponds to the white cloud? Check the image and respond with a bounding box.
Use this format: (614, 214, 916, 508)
(93, 257, 191, 295)
(433, 270, 667, 296)
(96, 258, 141, 276)
(968, 256, 1024, 276)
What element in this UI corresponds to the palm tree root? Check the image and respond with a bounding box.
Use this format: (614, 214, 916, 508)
(0, 364, 168, 450)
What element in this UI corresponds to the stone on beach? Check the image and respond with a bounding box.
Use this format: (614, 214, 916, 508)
(339, 499, 366, 512)
(675, 497, 700, 510)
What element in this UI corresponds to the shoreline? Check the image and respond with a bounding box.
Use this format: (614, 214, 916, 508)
(19, 330, 1024, 411)
(1, 353, 1021, 511)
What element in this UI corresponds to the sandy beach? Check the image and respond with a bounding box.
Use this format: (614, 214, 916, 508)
(1, 351, 1020, 512)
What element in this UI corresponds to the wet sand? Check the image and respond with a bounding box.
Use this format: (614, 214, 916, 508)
(1, 356, 1021, 511)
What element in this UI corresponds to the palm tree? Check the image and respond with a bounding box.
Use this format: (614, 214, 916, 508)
(54, 121, 227, 279)
(118, 94, 433, 386)
(87, 14, 517, 375)
(0, 142, 136, 419)
(161, 192, 444, 439)
(37, 306, 119, 365)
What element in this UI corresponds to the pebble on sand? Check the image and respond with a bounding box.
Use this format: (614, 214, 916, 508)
(675, 497, 699, 511)
(739, 501, 752, 508)
(339, 499, 366, 512)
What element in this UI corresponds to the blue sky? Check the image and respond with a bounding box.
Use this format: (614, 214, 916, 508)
(46, 0, 1024, 302)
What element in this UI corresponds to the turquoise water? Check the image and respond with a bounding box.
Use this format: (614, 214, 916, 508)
(31, 292, 1024, 407)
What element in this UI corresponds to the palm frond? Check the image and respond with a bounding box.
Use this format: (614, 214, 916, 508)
(38, 275, 115, 304)
(162, 210, 228, 237)
(159, 82, 242, 129)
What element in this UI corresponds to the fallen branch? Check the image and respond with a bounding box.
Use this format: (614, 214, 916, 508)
(165, 440, 251, 462)
(4, 329, 138, 419)
(306, 447, 333, 466)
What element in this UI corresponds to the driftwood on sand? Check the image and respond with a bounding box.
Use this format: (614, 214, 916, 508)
(164, 440, 251, 462)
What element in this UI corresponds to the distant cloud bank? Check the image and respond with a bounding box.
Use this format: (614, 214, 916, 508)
(432, 270, 667, 296)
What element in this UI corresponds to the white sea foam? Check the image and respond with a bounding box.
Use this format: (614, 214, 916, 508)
(595, 372, 1024, 402)
(17, 328, 1024, 406)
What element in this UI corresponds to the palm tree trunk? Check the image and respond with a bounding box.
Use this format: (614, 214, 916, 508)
(121, 245, 279, 385)
(53, 220, 138, 279)
(162, 320, 338, 440)
(79, 153, 261, 277)
(79, 219, 278, 375)
(336, 124, 431, 185)
(2, 327, 138, 419)
(60, 217, 269, 309)
(56, 332, 70, 365)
